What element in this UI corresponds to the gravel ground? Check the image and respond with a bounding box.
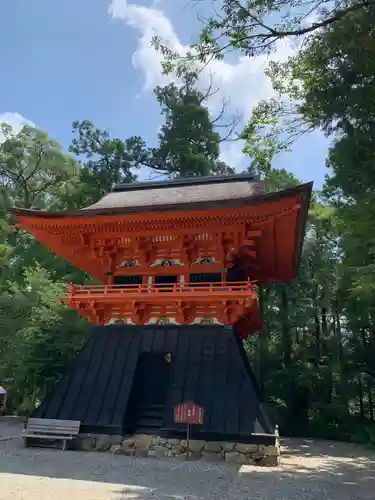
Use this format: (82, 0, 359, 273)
(1, 419, 375, 500)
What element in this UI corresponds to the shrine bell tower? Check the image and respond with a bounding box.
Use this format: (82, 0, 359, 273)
(11, 173, 312, 465)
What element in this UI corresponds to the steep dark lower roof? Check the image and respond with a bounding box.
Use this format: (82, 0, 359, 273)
(33, 324, 276, 441)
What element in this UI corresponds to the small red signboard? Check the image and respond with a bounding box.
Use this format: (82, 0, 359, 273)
(174, 401, 204, 425)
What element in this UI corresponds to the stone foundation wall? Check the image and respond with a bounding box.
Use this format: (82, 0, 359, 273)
(72, 433, 280, 466)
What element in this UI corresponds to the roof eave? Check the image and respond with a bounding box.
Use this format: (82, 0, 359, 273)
(291, 181, 313, 281)
(10, 182, 314, 220)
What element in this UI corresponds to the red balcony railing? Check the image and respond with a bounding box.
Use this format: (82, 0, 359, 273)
(61, 280, 261, 333)
(64, 281, 256, 303)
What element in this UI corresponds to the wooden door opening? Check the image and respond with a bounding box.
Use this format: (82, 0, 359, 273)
(124, 352, 172, 434)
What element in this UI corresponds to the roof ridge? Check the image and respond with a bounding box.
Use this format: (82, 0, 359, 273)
(112, 172, 259, 192)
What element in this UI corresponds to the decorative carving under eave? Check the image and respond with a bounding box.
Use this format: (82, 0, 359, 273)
(151, 258, 183, 267)
(156, 317, 170, 325)
(198, 257, 215, 265)
(73, 301, 106, 325)
(200, 318, 215, 325)
(182, 235, 199, 264)
(175, 301, 195, 324)
(89, 243, 120, 273)
(130, 302, 152, 324)
(136, 237, 157, 267)
(118, 258, 139, 268)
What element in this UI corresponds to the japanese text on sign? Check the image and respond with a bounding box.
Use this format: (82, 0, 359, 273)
(174, 401, 204, 425)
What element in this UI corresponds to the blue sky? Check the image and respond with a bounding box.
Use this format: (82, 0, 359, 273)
(0, 0, 329, 187)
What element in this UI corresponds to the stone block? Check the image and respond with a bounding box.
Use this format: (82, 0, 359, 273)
(171, 445, 184, 455)
(204, 441, 222, 453)
(166, 438, 181, 446)
(181, 439, 205, 452)
(251, 452, 265, 461)
(134, 434, 153, 449)
(96, 441, 111, 452)
(224, 452, 248, 464)
(121, 437, 135, 449)
(151, 436, 160, 446)
(173, 449, 185, 457)
(258, 455, 280, 467)
(244, 457, 257, 466)
(234, 443, 258, 454)
(110, 444, 121, 454)
(148, 446, 168, 458)
(77, 436, 96, 451)
(95, 435, 123, 452)
(264, 445, 279, 457)
(221, 442, 235, 452)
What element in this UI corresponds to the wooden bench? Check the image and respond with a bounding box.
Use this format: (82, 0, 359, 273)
(22, 418, 81, 450)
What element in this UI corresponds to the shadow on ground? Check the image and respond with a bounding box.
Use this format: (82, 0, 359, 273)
(1, 420, 375, 499)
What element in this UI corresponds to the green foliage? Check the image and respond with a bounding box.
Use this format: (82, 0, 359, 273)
(234, 4, 375, 443)
(129, 74, 235, 177)
(152, 1, 373, 75)
(68, 120, 140, 207)
(149, 75, 234, 177)
(241, 166, 375, 443)
(196, 0, 373, 57)
(0, 124, 78, 209)
(0, 266, 88, 409)
(1, 19, 375, 447)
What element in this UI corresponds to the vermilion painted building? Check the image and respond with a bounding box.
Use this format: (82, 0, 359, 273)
(12, 173, 312, 464)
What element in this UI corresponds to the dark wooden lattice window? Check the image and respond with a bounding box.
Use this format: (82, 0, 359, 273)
(114, 275, 142, 288)
(154, 275, 178, 291)
(189, 273, 222, 287)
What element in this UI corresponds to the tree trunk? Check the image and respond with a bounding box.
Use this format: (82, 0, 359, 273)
(258, 286, 269, 391)
(368, 380, 374, 421)
(359, 375, 365, 421)
(313, 285, 321, 359)
(280, 287, 292, 368)
(333, 299, 349, 412)
(322, 307, 328, 337)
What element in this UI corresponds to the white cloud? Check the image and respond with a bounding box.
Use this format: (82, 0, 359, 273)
(0, 112, 35, 142)
(109, 0, 295, 170)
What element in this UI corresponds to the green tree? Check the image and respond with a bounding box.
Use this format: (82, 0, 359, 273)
(0, 124, 78, 209)
(71, 76, 235, 183)
(0, 266, 88, 412)
(153, 1, 374, 71)
(68, 120, 141, 207)
(145, 74, 235, 177)
(0, 125, 88, 411)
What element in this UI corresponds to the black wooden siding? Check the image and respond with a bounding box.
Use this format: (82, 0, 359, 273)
(34, 325, 275, 443)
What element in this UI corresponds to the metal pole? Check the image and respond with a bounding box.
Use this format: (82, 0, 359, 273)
(186, 423, 190, 460)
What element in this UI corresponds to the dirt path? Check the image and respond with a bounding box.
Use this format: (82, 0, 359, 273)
(1, 420, 374, 499)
